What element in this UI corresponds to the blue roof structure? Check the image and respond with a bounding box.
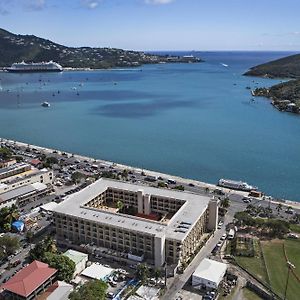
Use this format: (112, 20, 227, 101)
(11, 220, 25, 232)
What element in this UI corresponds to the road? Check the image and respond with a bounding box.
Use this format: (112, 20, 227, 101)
(0, 244, 31, 284)
(162, 202, 244, 300)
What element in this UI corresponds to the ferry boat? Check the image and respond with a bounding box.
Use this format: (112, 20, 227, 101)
(218, 178, 257, 192)
(6, 61, 63, 73)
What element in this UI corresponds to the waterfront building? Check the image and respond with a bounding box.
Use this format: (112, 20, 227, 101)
(50, 178, 218, 268)
(0, 168, 53, 194)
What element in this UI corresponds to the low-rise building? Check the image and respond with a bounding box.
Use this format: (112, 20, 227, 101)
(1, 260, 57, 300)
(0, 168, 53, 194)
(0, 163, 31, 182)
(37, 281, 73, 300)
(192, 258, 227, 290)
(0, 182, 49, 209)
(63, 249, 88, 277)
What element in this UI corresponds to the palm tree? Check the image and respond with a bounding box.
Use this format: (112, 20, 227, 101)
(221, 198, 230, 208)
(116, 201, 124, 212)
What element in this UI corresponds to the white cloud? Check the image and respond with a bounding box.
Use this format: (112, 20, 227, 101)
(145, 0, 175, 4)
(81, 0, 101, 9)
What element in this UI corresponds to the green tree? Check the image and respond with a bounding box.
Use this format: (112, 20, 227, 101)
(0, 147, 12, 160)
(0, 235, 20, 255)
(71, 171, 86, 184)
(3, 223, 11, 232)
(44, 252, 75, 282)
(157, 181, 167, 188)
(136, 263, 150, 283)
(69, 280, 108, 300)
(116, 200, 124, 212)
(29, 236, 57, 261)
(172, 185, 185, 191)
(4, 205, 19, 225)
(26, 230, 34, 243)
(220, 198, 230, 208)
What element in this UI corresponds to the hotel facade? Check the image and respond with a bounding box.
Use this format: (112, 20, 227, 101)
(50, 179, 218, 268)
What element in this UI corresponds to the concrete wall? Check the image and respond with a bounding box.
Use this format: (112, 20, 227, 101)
(207, 199, 218, 231)
(154, 232, 165, 267)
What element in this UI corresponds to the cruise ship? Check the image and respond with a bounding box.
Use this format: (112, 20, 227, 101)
(6, 61, 63, 73)
(218, 178, 257, 192)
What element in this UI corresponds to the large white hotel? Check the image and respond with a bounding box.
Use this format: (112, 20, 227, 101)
(50, 179, 218, 268)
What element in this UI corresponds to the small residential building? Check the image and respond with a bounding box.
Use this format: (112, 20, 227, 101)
(37, 281, 73, 300)
(63, 249, 88, 277)
(81, 263, 114, 281)
(192, 258, 227, 290)
(1, 260, 57, 300)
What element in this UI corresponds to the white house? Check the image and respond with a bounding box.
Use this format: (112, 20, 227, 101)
(63, 249, 88, 277)
(192, 258, 227, 290)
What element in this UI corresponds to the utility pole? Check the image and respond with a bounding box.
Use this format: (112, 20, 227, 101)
(284, 261, 295, 300)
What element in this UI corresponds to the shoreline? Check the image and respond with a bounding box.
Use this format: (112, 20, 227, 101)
(1, 137, 300, 210)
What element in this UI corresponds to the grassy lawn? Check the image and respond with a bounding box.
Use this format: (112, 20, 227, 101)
(261, 239, 300, 300)
(242, 287, 263, 300)
(234, 239, 269, 284)
(289, 224, 300, 234)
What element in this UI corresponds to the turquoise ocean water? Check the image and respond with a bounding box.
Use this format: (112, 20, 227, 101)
(0, 51, 299, 201)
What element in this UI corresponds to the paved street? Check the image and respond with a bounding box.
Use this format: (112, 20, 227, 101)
(162, 202, 244, 300)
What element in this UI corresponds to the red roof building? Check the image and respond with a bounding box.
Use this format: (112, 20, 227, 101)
(1, 260, 57, 300)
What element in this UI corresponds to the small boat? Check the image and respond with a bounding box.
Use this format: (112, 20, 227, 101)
(41, 101, 50, 107)
(221, 63, 229, 67)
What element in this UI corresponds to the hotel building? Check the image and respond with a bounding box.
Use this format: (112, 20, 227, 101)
(50, 179, 218, 268)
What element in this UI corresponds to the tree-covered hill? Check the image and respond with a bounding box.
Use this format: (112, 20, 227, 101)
(0, 28, 201, 69)
(244, 53, 300, 78)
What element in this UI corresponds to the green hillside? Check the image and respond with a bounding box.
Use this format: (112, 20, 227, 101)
(0, 28, 201, 69)
(244, 53, 300, 78)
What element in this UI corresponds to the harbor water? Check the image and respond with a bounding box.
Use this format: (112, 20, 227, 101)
(0, 51, 299, 201)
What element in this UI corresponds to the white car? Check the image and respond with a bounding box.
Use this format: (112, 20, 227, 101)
(221, 233, 227, 240)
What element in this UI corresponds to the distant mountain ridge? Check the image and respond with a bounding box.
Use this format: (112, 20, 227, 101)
(0, 28, 201, 69)
(244, 53, 300, 78)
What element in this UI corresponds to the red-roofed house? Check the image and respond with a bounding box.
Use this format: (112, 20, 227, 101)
(1, 260, 57, 300)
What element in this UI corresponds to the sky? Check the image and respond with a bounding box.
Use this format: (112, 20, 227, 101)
(0, 0, 300, 51)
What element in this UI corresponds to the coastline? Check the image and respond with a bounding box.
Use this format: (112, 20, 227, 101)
(1, 137, 300, 210)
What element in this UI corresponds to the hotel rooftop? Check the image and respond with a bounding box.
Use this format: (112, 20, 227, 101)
(51, 178, 211, 241)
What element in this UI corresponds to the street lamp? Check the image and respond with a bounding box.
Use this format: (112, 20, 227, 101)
(284, 261, 296, 300)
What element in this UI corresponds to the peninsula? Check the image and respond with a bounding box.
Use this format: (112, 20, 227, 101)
(0, 28, 202, 69)
(244, 53, 300, 114)
(244, 53, 300, 78)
